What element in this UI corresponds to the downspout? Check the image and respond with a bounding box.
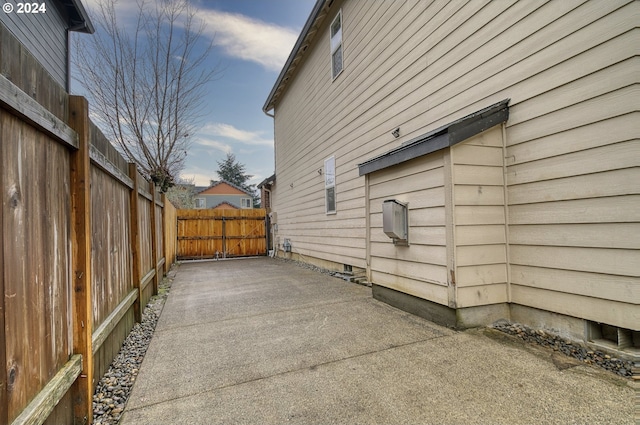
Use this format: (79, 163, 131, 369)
(502, 123, 512, 305)
(263, 108, 276, 257)
(264, 186, 276, 257)
(364, 174, 371, 282)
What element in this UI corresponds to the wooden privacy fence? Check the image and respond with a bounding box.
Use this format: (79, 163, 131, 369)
(0, 32, 177, 425)
(177, 209, 267, 259)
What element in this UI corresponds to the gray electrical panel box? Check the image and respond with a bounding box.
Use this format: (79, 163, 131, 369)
(382, 200, 408, 244)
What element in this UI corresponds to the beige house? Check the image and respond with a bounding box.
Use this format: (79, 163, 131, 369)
(263, 0, 639, 354)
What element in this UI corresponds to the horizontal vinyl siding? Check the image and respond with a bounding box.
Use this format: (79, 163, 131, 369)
(273, 0, 421, 267)
(451, 126, 508, 307)
(272, 0, 638, 326)
(0, 4, 68, 87)
(200, 194, 249, 209)
(367, 153, 448, 303)
(501, 1, 639, 328)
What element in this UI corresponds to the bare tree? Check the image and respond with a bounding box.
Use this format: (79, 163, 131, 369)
(74, 0, 219, 191)
(165, 176, 197, 209)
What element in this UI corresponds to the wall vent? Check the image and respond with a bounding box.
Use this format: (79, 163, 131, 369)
(587, 321, 639, 354)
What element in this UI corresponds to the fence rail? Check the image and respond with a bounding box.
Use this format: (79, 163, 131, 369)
(0, 26, 177, 424)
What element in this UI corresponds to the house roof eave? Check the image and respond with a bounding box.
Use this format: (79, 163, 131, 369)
(262, 0, 328, 114)
(197, 179, 254, 197)
(211, 201, 240, 210)
(257, 174, 276, 189)
(58, 0, 95, 33)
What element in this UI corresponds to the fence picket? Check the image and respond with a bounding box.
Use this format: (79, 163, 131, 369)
(1, 75, 177, 424)
(177, 209, 267, 259)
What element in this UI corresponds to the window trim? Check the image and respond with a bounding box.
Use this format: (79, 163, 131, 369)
(241, 198, 252, 209)
(330, 10, 343, 80)
(195, 197, 206, 209)
(325, 156, 336, 214)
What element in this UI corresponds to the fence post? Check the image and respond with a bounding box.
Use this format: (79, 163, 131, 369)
(0, 96, 7, 425)
(149, 181, 159, 295)
(68, 96, 94, 424)
(129, 164, 142, 323)
(162, 193, 168, 274)
(161, 193, 174, 274)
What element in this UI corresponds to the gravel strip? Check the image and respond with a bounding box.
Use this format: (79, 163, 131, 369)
(93, 271, 174, 425)
(275, 256, 337, 276)
(492, 321, 635, 378)
(274, 256, 369, 284)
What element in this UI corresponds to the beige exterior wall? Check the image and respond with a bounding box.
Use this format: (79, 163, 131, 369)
(366, 124, 510, 311)
(451, 126, 508, 309)
(501, 3, 640, 329)
(367, 152, 449, 306)
(271, 0, 639, 330)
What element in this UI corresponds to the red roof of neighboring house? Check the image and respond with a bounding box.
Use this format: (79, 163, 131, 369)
(212, 201, 239, 210)
(198, 180, 250, 196)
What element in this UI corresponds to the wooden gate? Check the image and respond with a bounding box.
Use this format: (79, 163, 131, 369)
(177, 209, 267, 259)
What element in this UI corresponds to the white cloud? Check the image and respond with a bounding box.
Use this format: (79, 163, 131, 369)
(198, 9, 298, 71)
(193, 138, 233, 153)
(82, 2, 298, 71)
(178, 171, 212, 187)
(201, 123, 273, 147)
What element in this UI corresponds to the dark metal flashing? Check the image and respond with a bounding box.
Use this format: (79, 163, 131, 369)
(358, 99, 510, 176)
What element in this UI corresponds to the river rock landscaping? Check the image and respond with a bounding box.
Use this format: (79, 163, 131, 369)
(92, 270, 174, 425)
(492, 321, 635, 378)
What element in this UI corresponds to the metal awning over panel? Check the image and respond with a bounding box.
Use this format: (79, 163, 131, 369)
(358, 99, 510, 176)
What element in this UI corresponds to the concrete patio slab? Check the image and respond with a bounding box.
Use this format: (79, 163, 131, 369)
(120, 258, 635, 425)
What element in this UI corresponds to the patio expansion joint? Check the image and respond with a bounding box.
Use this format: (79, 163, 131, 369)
(125, 332, 456, 413)
(156, 296, 373, 333)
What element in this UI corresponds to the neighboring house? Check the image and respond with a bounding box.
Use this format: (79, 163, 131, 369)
(0, 0, 94, 92)
(263, 0, 639, 352)
(195, 180, 254, 210)
(258, 174, 276, 212)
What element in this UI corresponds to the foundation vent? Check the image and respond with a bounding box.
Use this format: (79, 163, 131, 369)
(587, 322, 640, 355)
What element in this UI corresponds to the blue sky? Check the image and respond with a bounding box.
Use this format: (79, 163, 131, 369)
(75, 0, 316, 187)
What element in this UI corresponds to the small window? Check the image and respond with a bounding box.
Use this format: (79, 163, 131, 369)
(195, 198, 206, 209)
(325, 156, 336, 214)
(241, 198, 252, 208)
(330, 11, 343, 79)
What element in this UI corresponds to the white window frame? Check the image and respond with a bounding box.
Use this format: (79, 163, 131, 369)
(325, 156, 336, 214)
(241, 198, 252, 209)
(330, 10, 343, 80)
(195, 198, 206, 209)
